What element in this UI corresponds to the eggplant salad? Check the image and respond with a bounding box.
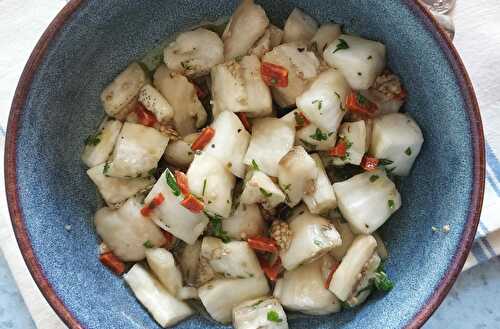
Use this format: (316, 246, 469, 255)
(82, 0, 424, 327)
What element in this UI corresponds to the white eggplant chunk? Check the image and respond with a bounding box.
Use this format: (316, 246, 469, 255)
(296, 68, 350, 134)
(87, 163, 154, 206)
(198, 276, 270, 324)
(163, 133, 198, 169)
(187, 152, 236, 218)
(164, 28, 224, 78)
(124, 264, 193, 327)
(222, 203, 267, 240)
(82, 119, 122, 168)
(277, 146, 318, 207)
(94, 198, 166, 262)
(373, 232, 389, 260)
(243, 118, 295, 177)
(233, 297, 288, 329)
(153, 65, 207, 136)
(105, 122, 169, 178)
(303, 154, 337, 214)
(329, 216, 355, 261)
(177, 287, 198, 300)
(145, 248, 183, 297)
(268, 25, 284, 48)
(283, 8, 318, 43)
(138, 84, 174, 123)
(100, 62, 148, 119)
(202, 111, 250, 177)
(145, 170, 209, 244)
(328, 235, 377, 301)
(240, 170, 286, 209)
(211, 55, 272, 118)
(262, 43, 320, 107)
(323, 34, 386, 90)
(331, 120, 367, 166)
(360, 89, 403, 115)
(370, 113, 424, 176)
(249, 28, 271, 59)
(346, 253, 381, 307)
(178, 240, 202, 286)
(201, 237, 263, 279)
(280, 210, 342, 270)
(311, 24, 341, 55)
(222, 0, 270, 60)
(274, 257, 341, 315)
(333, 169, 401, 234)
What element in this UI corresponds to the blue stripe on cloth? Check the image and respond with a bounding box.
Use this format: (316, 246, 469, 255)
(486, 142, 500, 181)
(486, 172, 500, 196)
(0, 125, 5, 136)
(470, 241, 488, 263)
(479, 238, 497, 258)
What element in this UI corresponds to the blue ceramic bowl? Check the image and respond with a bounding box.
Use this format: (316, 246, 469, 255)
(5, 1, 484, 328)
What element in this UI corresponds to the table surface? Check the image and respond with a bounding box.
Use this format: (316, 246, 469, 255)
(1, 0, 500, 328)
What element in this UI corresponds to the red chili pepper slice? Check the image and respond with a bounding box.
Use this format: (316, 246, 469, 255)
(181, 194, 204, 213)
(328, 141, 347, 157)
(191, 127, 215, 151)
(259, 256, 283, 282)
(346, 91, 378, 117)
(140, 193, 165, 217)
(247, 236, 279, 253)
(361, 155, 379, 171)
(135, 102, 158, 127)
(99, 252, 125, 276)
(324, 261, 340, 289)
(174, 170, 190, 196)
(237, 112, 252, 132)
(261, 62, 289, 88)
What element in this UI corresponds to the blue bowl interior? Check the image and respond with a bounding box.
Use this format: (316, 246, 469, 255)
(14, 1, 473, 328)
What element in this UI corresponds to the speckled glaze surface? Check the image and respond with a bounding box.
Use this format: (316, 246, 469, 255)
(5, 1, 484, 329)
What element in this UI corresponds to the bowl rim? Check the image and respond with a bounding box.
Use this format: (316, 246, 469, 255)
(4, 1, 485, 328)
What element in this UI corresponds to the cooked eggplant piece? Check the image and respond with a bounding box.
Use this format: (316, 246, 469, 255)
(303, 154, 337, 214)
(124, 264, 193, 327)
(222, 0, 270, 60)
(269, 25, 285, 48)
(329, 215, 355, 261)
(240, 170, 286, 209)
(145, 248, 183, 297)
(324, 34, 386, 90)
(153, 65, 207, 136)
(283, 8, 318, 43)
(178, 240, 202, 286)
(274, 256, 341, 315)
(145, 170, 209, 244)
(249, 28, 272, 59)
(198, 275, 270, 324)
(222, 203, 267, 240)
(331, 120, 367, 166)
(164, 28, 224, 78)
(138, 84, 174, 123)
(262, 43, 320, 108)
(333, 169, 401, 234)
(94, 198, 166, 261)
(187, 152, 236, 218)
(328, 234, 377, 301)
(87, 163, 154, 206)
(82, 118, 123, 168)
(163, 133, 199, 169)
(345, 253, 381, 307)
(277, 146, 318, 207)
(296, 68, 350, 134)
(201, 237, 263, 279)
(233, 297, 288, 329)
(211, 55, 272, 118)
(105, 122, 169, 178)
(243, 118, 295, 177)
(369, 113, 424, 176)
(202, 111, 250, 178)
(100, 62, 148, 119)
(177, 286, 198, 301)
(311, 24, 341, 55)
(280, 210, 341, 270)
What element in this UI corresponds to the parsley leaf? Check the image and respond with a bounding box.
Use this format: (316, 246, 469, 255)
(103, 162, 110, 175)
(369, 175, 379, 183)
(259, 188, 272, 198)
(378, 158, 394, 166)
(84, 133, 101, 146)
(202, 178, 207, 196)
(374, 270, 394, 292)
(299, 139, 317, 150)
(356, 92, 368, 105)
(405, 147, 412, 156)
(294, 111, 306, 127)
(310, 128, 328, 141)
(267, 310, 283, 323)
(181, 60, 192, 70)
(204, 211, 230, 243)
(333, 38, 349, 53)
(312, 99, 323, 110)
(251, 159, 260, 171)
(388, 199, 395, 209)
(143, 240, 154, 248)
(165, 169, 181, 196)
(282, 184, 291, 191)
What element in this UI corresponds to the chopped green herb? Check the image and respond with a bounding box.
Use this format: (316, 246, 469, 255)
(84, 133, 101, 146)
(103, 162, 110, 175)
(385, 167, 396, 175)
(328, 131, 335, 137)
(282, 184, 291, 191)
(405, 147, 412, 156)
(313, 240, 322, 246)
(378, 158, 394, 166)
(335, 92, 341, 100)
(148, 168, 157, 177)
(270, 77, 278, 85)
(293, 111, 306, 127)
(356, 92, 368, 105)
(267, 310, 283, 323)
(333, 38, 349, 53)
(165, 169, 181, 196)
(388, 199, 395, 209)
(299, 139, 317, 150)
(310, 128, 328, 141)
(234, 55, 243, 62)
(204, 211, 230, 243)
(259, 188, 272, 198)
(374, 270, 394, 292)
(251, 299, 264, 308)
(251, 159, 260, 171)
(340, 300, 353, 309)
(370, 175, 380, 183)
(180, 60, 192, 70)
(312, 99, 323, 110)
(202, 179, 207, 196)
(367, 55, 373, 60)
(143, 240, 154, 248)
